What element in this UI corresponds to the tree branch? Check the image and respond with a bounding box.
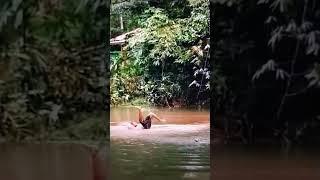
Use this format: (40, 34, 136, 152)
(276, 0, 309, 121)
(286, 86, 309, 97)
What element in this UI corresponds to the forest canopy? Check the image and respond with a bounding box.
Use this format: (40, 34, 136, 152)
(110, 0, 210, 107)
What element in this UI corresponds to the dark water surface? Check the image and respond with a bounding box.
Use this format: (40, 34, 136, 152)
(212, 145, 320, 180)
(111, 140, 210, 180)
(0, 142, 108, 180)
(110, 107, 210, 180)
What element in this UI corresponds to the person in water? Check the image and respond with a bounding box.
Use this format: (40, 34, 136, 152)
(130, 106, 166, 129)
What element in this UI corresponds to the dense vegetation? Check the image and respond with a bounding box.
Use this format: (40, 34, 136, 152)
(0, 0, 107, 141)
(212, 0, 320, 146)
(110, 0, 210, 107)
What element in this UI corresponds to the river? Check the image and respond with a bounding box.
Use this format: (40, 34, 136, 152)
(110, 106, 210, 180)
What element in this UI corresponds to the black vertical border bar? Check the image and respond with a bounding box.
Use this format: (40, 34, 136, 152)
(209, 0, 214, 180)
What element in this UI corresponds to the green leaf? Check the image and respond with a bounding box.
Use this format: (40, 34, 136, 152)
(14, 10, 23, 29)
(301, 21, 313, 32)
(270, 0, 292, 12)
(268, 26, 283, 50)
(257, 0, 270, 4)
(275, 69, 288, 80)
(0, 4, 11, 31)
(93, 0, 101, 11)
(306, 44, 319, 56)
(252, 59, 277, 81)
(10, 52, 30, 60)
(285, 20, 296, 33)
(305, 63, 320, 87)
(12, 0, 23, 11)
(265, 16, 277, 24)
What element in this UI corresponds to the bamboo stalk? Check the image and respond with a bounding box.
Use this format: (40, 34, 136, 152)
(276, 0, 309, 125)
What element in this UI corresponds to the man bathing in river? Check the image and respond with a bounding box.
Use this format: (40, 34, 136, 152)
(129, 106, 166, 129)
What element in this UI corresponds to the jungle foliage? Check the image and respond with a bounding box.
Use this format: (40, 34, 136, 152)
(0, 0, 108, 141)
(110, 0, 210, 107)
(213, 0, 320, 146)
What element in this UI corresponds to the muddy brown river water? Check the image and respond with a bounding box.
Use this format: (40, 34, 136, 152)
(110, 107, 210, 180)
